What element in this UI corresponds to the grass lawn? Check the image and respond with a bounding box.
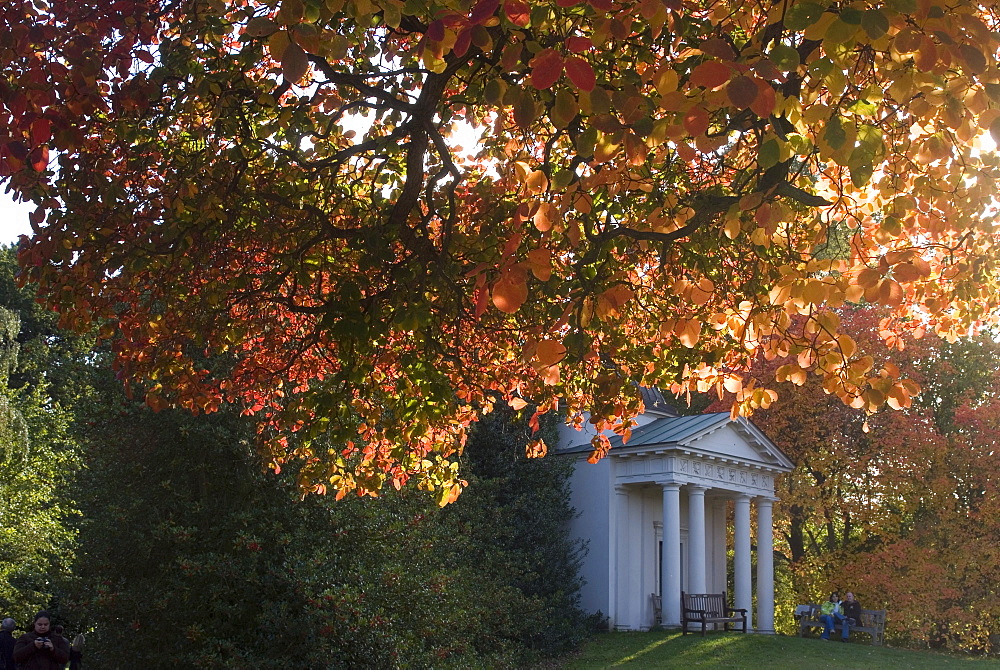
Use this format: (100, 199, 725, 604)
(561, 631, 1000, 669)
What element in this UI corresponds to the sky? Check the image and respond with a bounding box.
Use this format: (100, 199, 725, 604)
(0, 191, 32, 245)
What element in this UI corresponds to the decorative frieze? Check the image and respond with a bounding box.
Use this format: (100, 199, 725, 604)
(615, 453, 775, 494)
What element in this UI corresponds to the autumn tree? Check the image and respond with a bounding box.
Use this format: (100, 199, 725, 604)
(719, 307, 1000, 651)
(4, 0, 1000, 496)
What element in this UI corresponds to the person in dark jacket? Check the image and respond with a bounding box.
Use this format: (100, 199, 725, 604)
(69, 633, 84, 670)
(842, 592, 863, 628)
(12, 611, 69, 670)
(0, 618, 15, 670)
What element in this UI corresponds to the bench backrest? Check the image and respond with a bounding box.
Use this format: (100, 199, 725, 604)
(859, 609, 887, 628)
(682, 592, 727, 615)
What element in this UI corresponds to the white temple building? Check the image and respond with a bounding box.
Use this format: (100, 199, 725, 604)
(555, 389, 793, 632)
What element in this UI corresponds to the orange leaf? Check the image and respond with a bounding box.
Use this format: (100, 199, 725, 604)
(893, 262, 922, 283)
(675, 318, 701, 347)
(492, 274, 528, 313)
(526, 438, 548, 457)
(878, 279, 904, 307)
(527, 247, 552, 281)
(565, 56, 596, 92)
(856, 268, 882, 289)
(509, 397, 529, 410)
(689, 61, 732, 89)
(536, 339, 567, 366)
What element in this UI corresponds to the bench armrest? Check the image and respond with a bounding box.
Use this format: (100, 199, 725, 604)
(726, 607, 748, 615)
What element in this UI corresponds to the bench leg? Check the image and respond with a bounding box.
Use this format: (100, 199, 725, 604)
(701, 620, 707, 636)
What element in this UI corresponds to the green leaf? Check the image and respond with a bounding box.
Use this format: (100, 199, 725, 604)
(839, 7, 863, 24)
(769, 43, 801, 72)
(861, 9, 890, 39)
(759, 139, 780, 169)
(847, 98, 878, 117)
(784, 2, 827, 30)
(823, 117, 846, 150)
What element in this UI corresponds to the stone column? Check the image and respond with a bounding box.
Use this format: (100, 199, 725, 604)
(756, 497, 775, 634)
(734, 494, 753, 630)
(662, 483, 682, 627)
(687, 485, 707, 594)
(614, 485, 629, 629)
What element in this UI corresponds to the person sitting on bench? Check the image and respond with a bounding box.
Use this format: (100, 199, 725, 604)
(819, 592, 849, 641)
(841, 592, 863, 635)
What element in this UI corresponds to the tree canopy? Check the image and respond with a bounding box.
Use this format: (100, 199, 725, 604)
(4, 0, 1000, 496)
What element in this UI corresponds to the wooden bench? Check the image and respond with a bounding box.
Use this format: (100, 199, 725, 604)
(796, 604, 887, 646)
(681, 591, 747, 635)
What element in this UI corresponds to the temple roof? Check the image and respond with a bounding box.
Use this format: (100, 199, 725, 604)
(556, 412, 794, 472)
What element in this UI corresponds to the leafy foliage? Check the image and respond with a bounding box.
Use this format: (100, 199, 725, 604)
(713, 307, 1000, 653)
(67, 388, 590, 666)
(0, 249, 86, 625)
(6, 0, 1000, 495)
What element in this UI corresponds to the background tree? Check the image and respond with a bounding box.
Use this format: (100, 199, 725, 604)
(714, 307, 1000, 652)
(5, 0, 1000, 496)
(0, 247, 87, 625)
(67, 384, 590, 667)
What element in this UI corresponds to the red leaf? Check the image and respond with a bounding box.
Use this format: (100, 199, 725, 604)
(689, 60, 732, 89)
(699, 37, 736, 60)
(426, 19, 445, 42)
(454, 27, 473, 57)
(726, 75, 758, 109)
(504, 0, 530, 27)
(530, 49, 564, 90)
(281, 42, 309, 83)
(588, 0, 615, 10)
(29, 145, 48, 172)
(470, 0, 500, 23)
(31, 118, 51, 146)
(556, 0, 580, 6)
(565, 56, 596, 92)
(565, 36, 593, 53)
(683, 105, 710, 136)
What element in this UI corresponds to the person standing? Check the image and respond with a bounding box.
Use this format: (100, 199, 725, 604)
(69, 633, 84, 670)
(0, 618, 15, 670)
(12, 611, 69, 670)
(819, 592, 849, 641)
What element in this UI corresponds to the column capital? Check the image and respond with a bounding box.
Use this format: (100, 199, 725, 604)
(687, 484, 708, 494)
(755, 495, 777, 505)
(735, 493, 752, 503)
(661, 482, 682, 492)
(614, 485, 630, 494)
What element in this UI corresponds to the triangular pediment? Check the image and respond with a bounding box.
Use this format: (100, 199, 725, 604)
(558, 412, 793, 472)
